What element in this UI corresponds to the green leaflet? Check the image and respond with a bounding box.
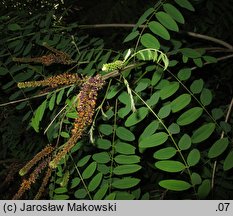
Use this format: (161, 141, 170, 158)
(54, 187, 67, 194)
(139, 132, 168, 148)
(148, 21, 170, 40)
(178, 134, 191, 150)
(77, 155, 91, 167)
(160, 82, 180, 100)
(74, 189, 87, 199)
(92, 152, 111, 164)
(114, 155, 140, 164)
(223, 151, 233, 171)
(96, 138, 112, 150)
(99, 124, 113, 136)
(163, 3, 185, 24)
(31, 100, 47, 132)
(191, 172, 202, 185)
(190, 79, 204, 94)
(116, 126, 135, 141)
(159, 179, 191, 191)
(171, 93, 191, 113)
(140, 33, 160, 49)
(88, 173, 103, 192)
(70, 177, 81, 189)
(208, 138, 229, 158)
(112, 177, 140, 189)
(82, 161, 97, 179)
(180, 48, 201, 58)
(175, 0, 195, 11)
(155, 160, 186, 172)
(187, 149, 200, 166)
(49, 92, 56, 111)
(177, 107, 203, 126)
(56, 88, 65, 105)
(155, 11, 179, 32)
(125, 107, 149, 127)
(191, 123, 215, 143)
(53, 195, 69, 200)
(198, 179, 211, 199)
(115, 142, 136, 155)
(177, 68, 192, 81)
(113, 164, 142, 175)
(139, 120, 159, 141)
(123, 30, 139, 43)
(93, 184, 109, 200)
(153, 147, 177, 160)
(200, 88, 212, 106)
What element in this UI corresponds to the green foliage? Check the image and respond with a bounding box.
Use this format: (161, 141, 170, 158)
(1, 0, 233, 200)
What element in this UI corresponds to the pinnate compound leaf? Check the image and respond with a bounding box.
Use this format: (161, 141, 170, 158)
(113, 164, 141, 175)
(156, 12, 179, 32)
(177, 107, 203, 126)
(125, 107, 149, 127)
(153, 147, 177, 160)
(208, 138, 229, 158)
(163, 3, 185, 24)
(112, 177, 140, 189)
(191, 123, 215, 144)
(171, 94, 191, 113)
(187, 149, 200, 166)
(148, 21, 170, 40)
(223, 151, 233, 171)
(175, 0, 195, 11)
(140, 33, 160, 49)
(155, 160, 186, 172)
(139, 132, 168, 148)
(159, 179, 191, 191)
(116, 127, 135, 141)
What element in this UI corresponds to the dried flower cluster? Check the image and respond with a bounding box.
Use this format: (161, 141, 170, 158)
(49, 74, 105, 168)
(13, 157, 51, 200)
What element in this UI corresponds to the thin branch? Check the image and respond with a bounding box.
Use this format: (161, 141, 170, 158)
(186, 32, 233, 50)
(79, 23, 233, 50)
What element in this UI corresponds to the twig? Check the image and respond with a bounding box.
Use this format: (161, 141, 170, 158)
(186, 32, 233, 50)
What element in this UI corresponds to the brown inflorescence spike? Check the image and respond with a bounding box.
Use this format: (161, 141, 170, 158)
(34, 167, 52, 200)
(13, 157, 50, 200)
(17, 73, 84, 89)
(19, 145, 54, 176)
(49, 74, 105, 168)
